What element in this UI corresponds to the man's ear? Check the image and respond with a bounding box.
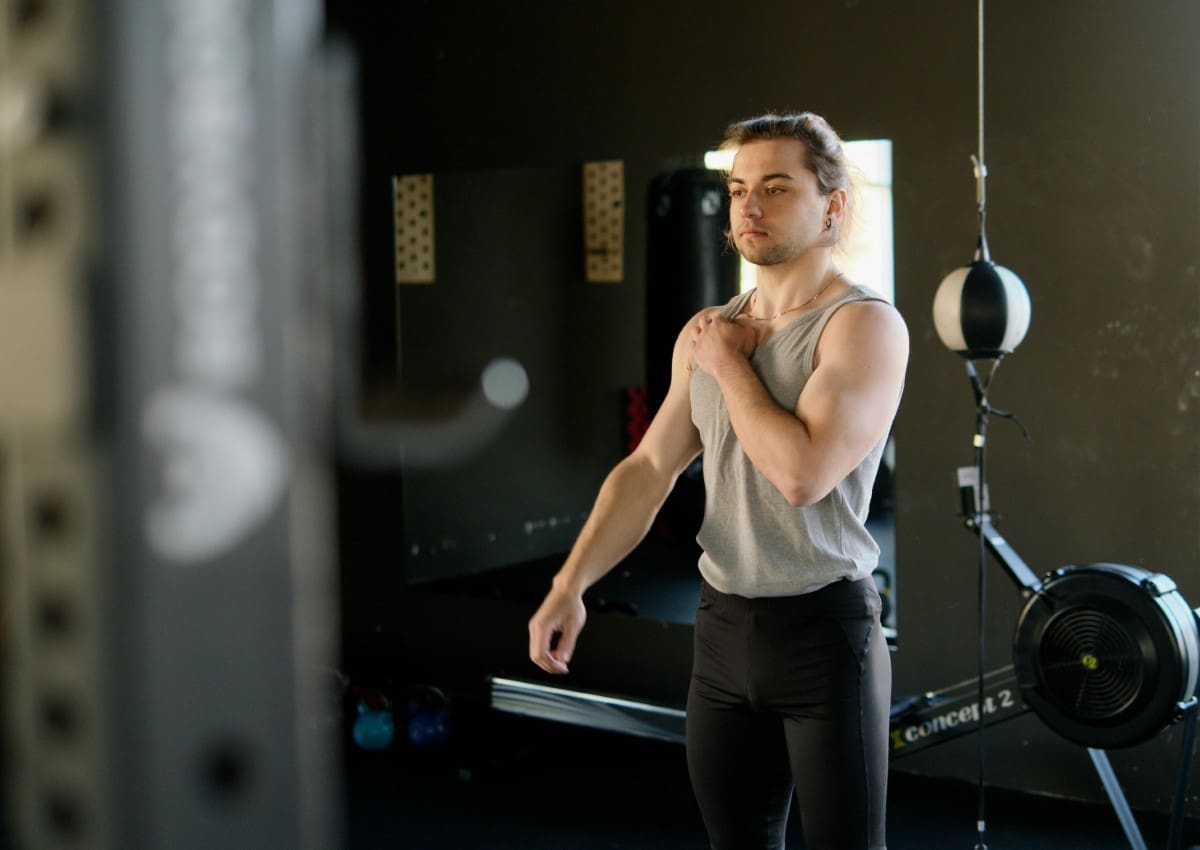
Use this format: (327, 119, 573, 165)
(825, 187, 848, 221)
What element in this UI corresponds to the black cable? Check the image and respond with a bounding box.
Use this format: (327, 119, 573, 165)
(971, 1, 994, 834)
(963, 357, 1031, 848)
(974, 368, 990, 850)
(965, 357, 1004, 850)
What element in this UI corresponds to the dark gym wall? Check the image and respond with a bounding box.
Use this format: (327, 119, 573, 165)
(328, 0, 1200, 814)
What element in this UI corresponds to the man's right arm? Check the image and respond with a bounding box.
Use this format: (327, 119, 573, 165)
(527, 312, 708, 674)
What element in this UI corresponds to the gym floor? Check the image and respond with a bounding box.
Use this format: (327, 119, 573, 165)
(344, 710, 1197, 850)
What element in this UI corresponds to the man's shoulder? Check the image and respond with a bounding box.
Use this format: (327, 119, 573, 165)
(824, 297, 908, 352)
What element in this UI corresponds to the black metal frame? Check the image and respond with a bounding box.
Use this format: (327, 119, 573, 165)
(952, 359, 1199, 850)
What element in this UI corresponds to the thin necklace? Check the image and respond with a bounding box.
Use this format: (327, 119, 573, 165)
(741, 271, 843, 322)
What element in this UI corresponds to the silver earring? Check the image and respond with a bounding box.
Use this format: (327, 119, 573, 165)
(825, 218, 832, 230)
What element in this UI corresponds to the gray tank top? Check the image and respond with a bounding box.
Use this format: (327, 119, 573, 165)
(688, 284, 892, 598)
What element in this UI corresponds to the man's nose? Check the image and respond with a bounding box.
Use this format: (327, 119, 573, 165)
(741, 192, 763, 218)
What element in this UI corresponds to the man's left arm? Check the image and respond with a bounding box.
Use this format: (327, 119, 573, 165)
(694, 302, 908, 506)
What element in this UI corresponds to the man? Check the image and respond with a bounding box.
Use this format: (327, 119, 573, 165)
(529, 112, 908, 849)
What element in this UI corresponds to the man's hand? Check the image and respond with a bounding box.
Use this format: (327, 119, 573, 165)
(691, 313, 758, 375)
(528, 587, 587, 674)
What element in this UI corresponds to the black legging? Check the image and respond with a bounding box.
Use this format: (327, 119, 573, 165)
(686, 577, 891, 850)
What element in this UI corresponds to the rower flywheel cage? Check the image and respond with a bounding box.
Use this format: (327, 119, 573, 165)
(1013, 563, 1200, 749)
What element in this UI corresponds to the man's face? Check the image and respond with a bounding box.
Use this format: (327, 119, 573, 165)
(727, 138, 829, 267)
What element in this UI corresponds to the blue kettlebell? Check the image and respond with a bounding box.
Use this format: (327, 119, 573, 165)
(407, 702, 450, 750)
(352, 700, 395, 751)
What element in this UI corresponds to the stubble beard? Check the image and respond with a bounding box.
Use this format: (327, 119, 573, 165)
(735, 233, 807, 267)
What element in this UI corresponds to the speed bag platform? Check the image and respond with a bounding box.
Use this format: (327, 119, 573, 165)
(1013, 562, 1200, 749)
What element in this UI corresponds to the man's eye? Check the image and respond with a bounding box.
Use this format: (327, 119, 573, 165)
(767, 186, 785, 194)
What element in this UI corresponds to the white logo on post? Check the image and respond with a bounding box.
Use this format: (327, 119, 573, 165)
(145, 0, 288, 564)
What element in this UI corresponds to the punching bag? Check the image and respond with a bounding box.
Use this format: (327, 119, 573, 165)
(644, 169, 739, 545)
(645, 168, 740, 415)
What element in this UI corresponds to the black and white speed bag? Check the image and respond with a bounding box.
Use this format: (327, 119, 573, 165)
(933, 260, 1031, 359)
